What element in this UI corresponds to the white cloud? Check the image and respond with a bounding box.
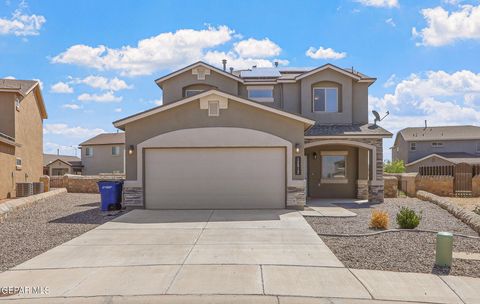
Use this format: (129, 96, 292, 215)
(3, 75, 15, 79)
(0, 3, 46, 37)
(413, 4, 480, 46)
(385, 18, 396, 27)
(356, 0, 398, 8)
(33, 78, 43, 90)
(51, 81, 74, 93)
(43, 142, 79, 156)
(73, 75, 132, 91)
(43, 124, 105, 138)
(305, 46, 347, 60)
(383, 74, 397, 88)
(62, 103, 81, 110)
(203, 50, 280, 70)
(77, 91, 122, 103)
(114, 107, 122, 112)
(370, 70, 480, 131)
(233, 38, 281, 58)
(151, 99, 163, 106)
(52, 25, 234, 76)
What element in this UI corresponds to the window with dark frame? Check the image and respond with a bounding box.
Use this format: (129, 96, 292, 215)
(313, 87, 338, 112)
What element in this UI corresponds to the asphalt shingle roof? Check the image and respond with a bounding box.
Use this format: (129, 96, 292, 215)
(43, 154, 81, 166)
(305, 123, 392, 137)
(0, 79, 38, 96)
(399, 125, 480, 141)
(79, 133, 125, 146)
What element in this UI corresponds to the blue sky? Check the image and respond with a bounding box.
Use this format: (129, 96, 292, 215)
(1, 0, 480, 159)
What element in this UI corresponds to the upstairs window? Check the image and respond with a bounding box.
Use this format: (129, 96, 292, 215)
(185, 89, 204, 97)
(85, 147, 93, 157)
(431, 142, 444, 148)
(477, 143, 480, 153)
(247, 86, 274, 102)
(112, 146, 120, 156)
(410, 142, 416, 151)
(313, 87, 338, 112)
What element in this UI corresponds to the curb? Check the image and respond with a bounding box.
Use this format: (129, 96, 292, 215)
(0, 188, 67, 222)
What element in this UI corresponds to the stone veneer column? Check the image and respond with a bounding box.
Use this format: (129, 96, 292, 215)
(357, 180, 369, 199)
(122, 186, 144, 207)
(286, 180, 306, 210)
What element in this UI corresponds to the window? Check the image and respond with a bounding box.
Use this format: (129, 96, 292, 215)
(208, 100, 219, 117)
(313, 87, 338, 112)
(16, 157, 22, 169)
(112, 146, 120, 156)
(321, 152, 347, 183)
(85, 147, 93, 157)
(476, 143, 480, 153)
(185, 89, 204, 97)
(431, 142, 444, 148)
(247, 86, 274, 102)
(410, 142, 416, 151)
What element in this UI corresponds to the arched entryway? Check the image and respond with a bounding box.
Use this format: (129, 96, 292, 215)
(304, 140, 377, 199)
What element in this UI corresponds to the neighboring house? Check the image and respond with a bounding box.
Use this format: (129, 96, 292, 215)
(43, 154, 83, 176)
(79, 133, 125, 175)
(0, 79, 47, 199)
(392, 125, 480, 172)
(113, 61, 392, 210)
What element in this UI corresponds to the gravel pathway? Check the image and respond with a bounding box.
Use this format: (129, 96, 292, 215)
(305, 198, 480, 278)
(0, 193, 123, 272)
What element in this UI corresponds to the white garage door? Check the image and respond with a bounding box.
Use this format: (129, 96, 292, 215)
(144, 147, 285, 209)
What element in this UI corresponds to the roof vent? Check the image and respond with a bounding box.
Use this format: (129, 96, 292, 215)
(252, 65, 257, 69)
(222, 59, 227, 71)
(229, 67, 234, 74)
(274, 61, 279, 67)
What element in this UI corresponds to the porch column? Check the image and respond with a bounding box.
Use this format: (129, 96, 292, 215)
(357, 148, 369, 199)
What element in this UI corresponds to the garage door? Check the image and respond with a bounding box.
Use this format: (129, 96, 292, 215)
(144, 147, 285, 209)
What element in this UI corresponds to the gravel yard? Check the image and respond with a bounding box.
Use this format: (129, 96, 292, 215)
(447, 197, 480, 212)
(0, 193, 123, 272)
(305, 198, 480, 278)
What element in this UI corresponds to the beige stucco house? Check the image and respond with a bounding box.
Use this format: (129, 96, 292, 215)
(114, 61, 391, 209)
(43, 154, 82, 176)
(79, 133, 125, 175)
(0, 79, 47, 199)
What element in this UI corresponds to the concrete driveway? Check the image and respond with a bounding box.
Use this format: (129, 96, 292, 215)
(1, 209, 479, 303)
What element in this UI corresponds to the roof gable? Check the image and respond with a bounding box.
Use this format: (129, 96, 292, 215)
(295, 64, 375, 83)
(399, 125, 480, 142)
(113, 89, 315, 130)
(79, 133, 125, 146)
(0, 79, 47, 119)
(155, 62, 243, 87)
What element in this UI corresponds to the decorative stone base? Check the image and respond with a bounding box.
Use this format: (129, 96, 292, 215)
(356, 180, 369, 200)
(123, 187, 143, 207)
(287, 180, 306, 210)
(369, 181, 384, 204)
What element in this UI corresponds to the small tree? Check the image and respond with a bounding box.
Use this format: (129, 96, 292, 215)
(384, 160, 405, 173)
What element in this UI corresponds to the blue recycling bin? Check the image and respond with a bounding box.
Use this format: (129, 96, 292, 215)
(97, 180, 123, 211)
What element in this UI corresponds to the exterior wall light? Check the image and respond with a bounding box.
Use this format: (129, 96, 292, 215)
(313, 152, 318, 160)
(295, 143, 301, 154)
(128, 145, 135, 155)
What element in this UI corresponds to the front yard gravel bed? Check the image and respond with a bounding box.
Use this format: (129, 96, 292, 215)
(305, 198, 480, 278)
(0, 193, 122, 272)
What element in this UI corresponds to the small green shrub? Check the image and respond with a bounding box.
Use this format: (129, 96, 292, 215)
(396, 207, 422, 229)
(384, 160, 405, 173)
(370, 209, 389, 229)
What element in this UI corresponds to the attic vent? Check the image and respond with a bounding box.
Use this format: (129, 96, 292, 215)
(192, 67, 211, 80)
(208, 101, 220, 117)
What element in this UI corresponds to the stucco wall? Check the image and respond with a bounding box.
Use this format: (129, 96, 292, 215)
(0, 92, 15, 137)
(123, 98, 306, 182)
(415, 175, 454, 197)
(14, 91, 44, 186)
(47, 160, 72, 175)
(352, 82, 369, 124)
(300, 69, 353, 123)
(81, 144, 125, 175)
(405, 156, 454, 173)
(0, 143, 16, 199)
(402, 139, 480, 164)
(161, 69, 239, 104)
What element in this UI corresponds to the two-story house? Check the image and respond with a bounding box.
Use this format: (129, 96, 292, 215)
(0, 79, 47, 199)
(79, 133, 125, 175)
(392, 124, 480, 172)
(113, 61, 391, 209)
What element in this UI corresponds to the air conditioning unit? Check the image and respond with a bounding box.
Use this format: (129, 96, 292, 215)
(32, 182, 44, 195)
(16, 182, 33, 197)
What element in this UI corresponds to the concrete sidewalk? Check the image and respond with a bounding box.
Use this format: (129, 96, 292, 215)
(0, 209, 479, 304)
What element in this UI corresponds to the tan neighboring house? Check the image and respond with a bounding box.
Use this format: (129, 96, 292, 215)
(392, 125, 480, 172)
(43, 154, 82, 176)
(79, 133, 125, 175)
(113, 61, 391, 210)
(0, 79, 47, 199)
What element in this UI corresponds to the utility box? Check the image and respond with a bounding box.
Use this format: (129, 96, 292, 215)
(435, 232, 453, 267)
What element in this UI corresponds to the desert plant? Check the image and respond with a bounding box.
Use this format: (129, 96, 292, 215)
(370, 209, 389, 229)
(396, 207, 422, 229)
(384, 160, 405, 173)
